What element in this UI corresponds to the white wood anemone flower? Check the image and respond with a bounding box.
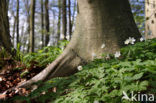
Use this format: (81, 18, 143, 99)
(77, 66, 83, 71)
(124, 39, 130, 45)
(130, 37, 136, 44)
(114, 51, 121, 58)
(140, 37, 145, 42)
(101, 43, 105, 49)
(124, 37, 136, 45)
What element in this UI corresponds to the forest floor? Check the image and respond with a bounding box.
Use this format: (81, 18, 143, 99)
(0, 58, 44, 99)
(0, 41, 65, 100)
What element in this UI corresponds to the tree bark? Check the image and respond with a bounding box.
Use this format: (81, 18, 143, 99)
(62, 0, 67, 40)
(9, 0, 16, 47)
(12, 16, 16, 47)
(16, 0, 19, 48)
(27, 16, 30, 53)
(45, 0, 50, 46)
(145, 0, 156, 39)
(57, 0, 61, 43)
(19, 0, 141, 88)
(71, 0, 77, 36)
(0, 0, 15, 56)
(23, 0, 30, 53)
(41, 0, 44, 48)
(68, 0, 72, 40)
(29, 0, 35, 52)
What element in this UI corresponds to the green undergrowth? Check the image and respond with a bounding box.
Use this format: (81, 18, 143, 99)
(7, 39, 156, 103)
(23, 40, 69, 68)
(0, 47, 10, 69)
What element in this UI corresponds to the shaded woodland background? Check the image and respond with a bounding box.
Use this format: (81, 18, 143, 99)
(6, 0, 156, 53)
(8, 0, 77, 53)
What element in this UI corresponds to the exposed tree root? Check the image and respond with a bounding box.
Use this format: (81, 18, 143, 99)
(0, 48, 85, 101)
(18, 48, 85, 88)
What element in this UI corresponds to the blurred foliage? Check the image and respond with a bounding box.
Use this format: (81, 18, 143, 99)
(0, 47, 10, 70)
(23, 40, 69, 68)
(0, 47, 10, 59)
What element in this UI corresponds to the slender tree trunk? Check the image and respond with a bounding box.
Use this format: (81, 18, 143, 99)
(24, 0, 30, 53)
(45, 0, 50, 46)
(57, 0, 61, 43)
(20, 25, 24, 52)
(52, 10, 56, 45)
(12, 16, 16, 47)
(29, 0, 35, 52)
(41, 0, 44, 48)
(27, 16, 30, 53)
(21, 26, 24, 41)
(62, 0, 67, 40)
(16, 0, 19, 48)
(10, 0, 16, 47)
(145, 0, 156, 39)
(71, 0, 76, 33)
(68, 0, 72, 40)
(0, 0, 15, 56)
(19, 0, 141, 88)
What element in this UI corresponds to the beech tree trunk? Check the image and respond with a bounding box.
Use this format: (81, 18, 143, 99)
(145, 0, 156, 39)
(57, 0, 61, 43)
(29, 0, 36, 52)
(45, 0, 50, 46)
(41, 0, 44, 48)
(62, 0, 67, 40)
(19, 0, 141, 88)
(16, 0, 19, 48)
(0, 0, 15, 55)
(24, 0, 30, 53)
(12, 16, 16, 47)
(71, 0, 77, 35)
(68, 0, 72, 40)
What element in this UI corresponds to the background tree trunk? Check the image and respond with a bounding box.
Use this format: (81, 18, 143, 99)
(12, 16, 16, 47)
(57, 0, 61, 43)
(145, 0, 156, 39)
(62, 0, 67, 40)
(41, 0, 44, 48)
(27, 15, 30, 53)
(24, 0, 30, 53)
(68, 0, 72, 40)
(19, 0, 141, 88)
(16, 0, 19, 48)
(45, 0, 50, 46)
(29, 0, 36, 52)
(0, 0, 15, 55)
(9, 1, 16, 48)
(71, 0, 77, 35)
